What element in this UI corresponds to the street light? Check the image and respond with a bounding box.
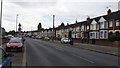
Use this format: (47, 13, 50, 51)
(53, 15, 55, 41)
(0, 0, 3, 45)
(16, 14, 19, 32)
(0, 0, 2, 27)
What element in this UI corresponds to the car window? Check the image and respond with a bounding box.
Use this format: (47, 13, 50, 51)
(63, 38, 68, 40)
(9, 39, 21, 43)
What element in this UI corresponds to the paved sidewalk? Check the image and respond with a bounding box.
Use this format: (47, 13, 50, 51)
(52, 40, 119, 56)
(74, 43, 119, 56)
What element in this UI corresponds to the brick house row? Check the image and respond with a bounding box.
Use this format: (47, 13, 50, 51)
(25, 9, 120, 46)
(55, 9, 120, 46)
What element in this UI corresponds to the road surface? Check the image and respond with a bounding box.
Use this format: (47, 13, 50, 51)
(25, 38, 118, 66)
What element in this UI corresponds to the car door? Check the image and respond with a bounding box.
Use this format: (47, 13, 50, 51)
(1, 49, 11, 68)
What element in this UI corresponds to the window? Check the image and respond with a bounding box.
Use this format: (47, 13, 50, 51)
(100, 22, 104, 29)
(104, 21, 108, 28)
(76, 27, 79, 31)
(109, 21, 113, 27)
(93, 24, 96, 30)
(76, 33, 80, 38)
(116, 20, 119, 26)
(96, 32, 99, 39)
(84, 26, 86, 31)
(96, 24, 99, 30)
(72, 34, 75, 38)
(100, 31, 103, 38)
(81, 25, 84, 31)
(87, 25, 89, 30)
(91, 32, 94, 39)
(100, 31, 108, 39)
(90, 32, 97, 39)
(104, 31, 107, 38)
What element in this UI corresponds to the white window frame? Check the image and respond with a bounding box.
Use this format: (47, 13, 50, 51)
(93, 24, 96, 30)
(100, 30, 108, 39)
(76, 27, 79, 32)
(109, 21, 113, 27)
(87, 25, 89, 30)
(81, 25, 84, 31)
(100, 22, 104, 29)
(116, 20, 119, 26)
(104, 21, 108, 28)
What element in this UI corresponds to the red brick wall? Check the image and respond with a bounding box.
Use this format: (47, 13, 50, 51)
(73, 38, 119, 47)
(94, 39, 113, 46)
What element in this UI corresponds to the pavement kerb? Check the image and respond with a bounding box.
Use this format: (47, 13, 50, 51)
(73, 45, 118, 56)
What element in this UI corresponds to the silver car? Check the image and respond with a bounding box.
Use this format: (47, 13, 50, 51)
(61, 37, 70, 44)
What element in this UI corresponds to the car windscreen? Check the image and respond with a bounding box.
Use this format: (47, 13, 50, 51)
(63, 38, 68, 40)
(9, 39, 21, 43)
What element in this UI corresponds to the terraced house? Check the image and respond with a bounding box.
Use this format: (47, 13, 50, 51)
(28, 9, 120, 46)
(55, 9, 120, 46)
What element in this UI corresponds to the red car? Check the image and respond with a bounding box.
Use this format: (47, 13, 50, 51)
(6, 38, 24, 52)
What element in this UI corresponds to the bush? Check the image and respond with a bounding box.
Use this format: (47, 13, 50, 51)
(108, 34, 120, 41)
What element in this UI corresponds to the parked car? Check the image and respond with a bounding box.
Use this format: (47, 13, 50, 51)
(44, 37, 50, 41)
(61, 37, 70, 44)
(6, 38, 24, 52)
(0, 47, 14, 68)
(5, 35, 14, 40)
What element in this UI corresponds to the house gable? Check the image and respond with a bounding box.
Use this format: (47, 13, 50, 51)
(91, 20, 97, 24)
(98, 17, 106, 22)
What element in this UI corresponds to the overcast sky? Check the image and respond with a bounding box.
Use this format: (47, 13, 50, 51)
(1, 0, 119, 32)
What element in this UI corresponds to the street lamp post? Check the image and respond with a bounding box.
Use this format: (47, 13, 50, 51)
(0, 0, 3, 45)
(53, 15, 55, 41)
(0, 0, 3, 33)
(0, 0, 2, 27)
(16, 14, 19, 32)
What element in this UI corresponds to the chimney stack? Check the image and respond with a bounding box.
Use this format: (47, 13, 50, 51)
(86, 16, 90, 21)
(107, 9, 111, 15)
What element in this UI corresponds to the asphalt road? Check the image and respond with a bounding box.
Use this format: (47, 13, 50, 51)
(25, 38, 118, 66)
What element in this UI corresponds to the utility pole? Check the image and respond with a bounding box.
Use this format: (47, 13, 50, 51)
(0, 0, 2, 27)
(53, 15, 55, 41)
(0, 0, 3, 45)
(53, 15, 55, 30)
(16, 14, 19, 32)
